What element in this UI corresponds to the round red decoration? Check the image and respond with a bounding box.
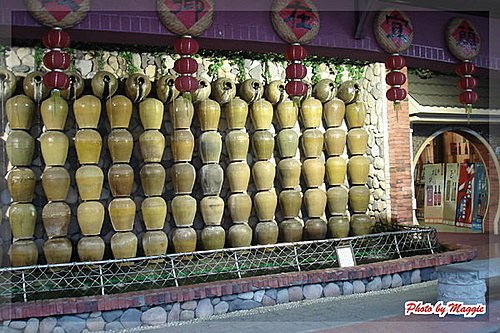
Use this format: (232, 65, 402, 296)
(43, 50, 71, 70)
(157, 0, 215, 36)
(174, 58, 199, 75)
(386, 87, 407, 101)
(446, 17, 481, 61)
(285, 45, 308, 61)
(386, 71, 406, 86)
(42, 29, 71, 48)
(26, 0, 91, 29)
(44, 71, 70, 90)
(374, 9, 414, 54)
(286, 63, 307, 80)
(285, 81, 307, 97)
(458, 76, 477, 90)
(174, 37, 199, 55)
(175, 76, 199, 93)
(459, 90, 478, 105)
(271, 0, 320, 44)
(455, 62, 476, 76)
(385, 55, 406, 70)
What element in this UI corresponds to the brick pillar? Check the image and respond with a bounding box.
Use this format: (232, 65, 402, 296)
(386, 67, 414, 224)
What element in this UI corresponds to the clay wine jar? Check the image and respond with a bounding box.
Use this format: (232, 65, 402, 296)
(252, 130, 274, 160)
(9, 240, 38, 267)
(228, 223, 252, 248)
(313, 79, 337, 103)
(200, 196, 224, 225)
(40, 90, 68, 130)
(42, 202, 71, 238)
(347, 128, 368, 155)
(7, 168, 36, 202)
(111, 231, 137, 259)
(304, 188, 327, 218)
(171, 195, 197, 227)
(212, 78, 236, 105)
(139, 98, 164, 130)
(328, 216, 350, 238)
(142, 231, 168, 256)
(141, 197, 167, 230)
(345, 101, 367, 129)
(6, 130, 34, 166)
(324, 128, 346, 156)
(192, 77, 211, 103)
(74, 95, 102, 129)
(108, 198, 136, 231)
(140, 163, 165, 196)
(252, 160, 276, 191)
(172, 227, 197, 253)
(6, 95, 34, 130)
(77, 236, 105, 261)
(171, 162, 196, 195)
(278, 158, 301, 189)
(8, 203, 36, 240)
(42, 167, 70, 201)
(196, 98, 221, 131)
(125, 73, 152, 103)
(199, 164, 223, 196)
(170, 96, 194, 129)
(106, 95, 133, 129)
(44, 238, 72, 264)
(277, 129, 299, 158)
(250, 99, 273, 130)
(337, 80, 360, 105)
(301, 129, 324, 159)
(327, 186, 349, 215)
(325, 156, 347, 186)
(279, 189, 302, 218)
(348, 155, 370, 185)
(279, 219, 303, 242)
(199, 131, 222, 164)
(108, 163, 134, 197)
(23, 71, 48, 103)
(305, 218, 327, 240)
(240, 78, 263, 103)
(201, 226, 225, 250)
(75, 165, 104, 201)
(300, 97, 322, 128)
(77, 201, 105, 236)
(156, 75, 179, 103)
(61, 71, 85, 101)
(265, 80, 287, 105)
(228, 193, 252, 223)
(226, 130, 249, 161)
(276, 100, 298, 128)
(226, 161, 250, 193)
(139, 130, 165, 162)
(74, 129, 102, 164)
(224, 97, 248, 130)
(108, 129, 133, 163)
(91, 71, 118, 100)
(255, 221, 279, 245)
(39, 131, 69, 166)
(302, 158, 325, 188)
(323, 98, 345, 128)
(350, 214, 372, 236)
(349, 185, 370, 213)
(171, 129, 194, 162)
(254, 190, 277, 221)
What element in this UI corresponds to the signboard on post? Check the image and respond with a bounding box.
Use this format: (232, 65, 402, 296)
(336, 245, 356, 268)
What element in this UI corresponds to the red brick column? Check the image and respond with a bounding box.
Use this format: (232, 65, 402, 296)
(387, 67, 414, 224)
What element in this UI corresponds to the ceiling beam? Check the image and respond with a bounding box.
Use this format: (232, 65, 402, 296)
(354, 0, 375, 40)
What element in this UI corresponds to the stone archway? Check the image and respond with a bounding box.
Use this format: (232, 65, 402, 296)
(412, 127, 500, 234)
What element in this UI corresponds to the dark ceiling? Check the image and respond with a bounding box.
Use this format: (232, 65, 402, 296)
(382, 0, 498, 17)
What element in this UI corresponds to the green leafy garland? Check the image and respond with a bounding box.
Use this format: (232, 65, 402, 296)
(119, 51, 140, 74)
(34, 46, 44, 71)
(95, 50, 105, 71)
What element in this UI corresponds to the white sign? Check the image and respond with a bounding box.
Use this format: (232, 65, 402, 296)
(336, 245, 356, 267)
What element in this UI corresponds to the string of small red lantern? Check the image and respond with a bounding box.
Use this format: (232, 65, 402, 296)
(285, 43, 308, 99)
(173, 36, 200, 94)
(385, 53, 407, 104)
(42, 28, 71, 90)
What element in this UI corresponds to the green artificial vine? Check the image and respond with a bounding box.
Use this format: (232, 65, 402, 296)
(263, 60, 271, 84)
(345, 63, 364, 81)
(66, 48, 79, 73)
(120, 51, 140, 74)
(332, 63, 344, 85)
(207, 57, 224, 79)
(95, 50, 105, 71)
(34, 46, 44, 71)
(303, 59, 321, 85)
(230, 58, 246, 82)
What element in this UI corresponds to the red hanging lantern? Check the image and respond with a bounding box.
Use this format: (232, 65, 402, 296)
(385, 55, 406, 71)
(457, 76, 477, 90)
(44, 71, 70, 90)
(174, 37, 200, 55)
(455, 62, 476, 76)
(286, 63, 307, 80)
(43, 49, 71, 70)
(285, 81, 308, 97)
(386, 87, 407, 102)
(459, 91, 478, 105)
(174, 57, 199, 75)
(285, 45, 308, 61)
(385, 71, 406, 86)
(42, 28, 71, 49)
(175, 75, 199, 93)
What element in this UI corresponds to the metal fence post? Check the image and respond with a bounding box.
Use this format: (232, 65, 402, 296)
(21, 271, 27, 302)
(99, 266, 105, 296)
(393, 235, 402, 258)
(294, 246, 301, 271)
(426, 232, 435, 254)
(233, 252, 242, 279)
(170, 258, 179, 287)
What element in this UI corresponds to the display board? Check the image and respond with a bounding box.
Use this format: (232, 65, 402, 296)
(422, 164, 445, 224)
(455, 163, 476, 228)
(472, 162, 488, 231)
(443, 163, 459, 225)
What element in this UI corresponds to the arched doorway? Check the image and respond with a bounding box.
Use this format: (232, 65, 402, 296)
(413, 127, 500, 234)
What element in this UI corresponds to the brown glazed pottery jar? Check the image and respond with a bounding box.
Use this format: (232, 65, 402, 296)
(304, 188, 327, 218)
(140, 163, 165, 196)
(199, 164, 224, 196)
(125, 73, 152, 103)
(300, 97, 322, 128)
(200, 196, 224, 225)
(61, 71, 85, 101)
(196, 98, 221, 131)
(278, 158, 301, 189)
(228, 193, 252, 223)
(75, 165, 104, 201)
(106, 95, 133, 129)
(313, 79, 336, 103)
(9, 240, 38, 267)
(142, 231, 168, 256)
(305, 218, 327, 240)
(348, 155, 370, 185)
(276, 100, 298, 129)
(345, 101, 367, 129)
(199, 131, 222, 164)
(172, 227, 197, 253)
(226, 161, 250, 193)
(250, 99, 273, 130)
(350, 214, 373, 236)
(107, 129, 134, 163)
(23, 71, 48, 103)
(254, 190, 278, 221)
(255, 221, 279, 245)
(347, 128, 368, 155)
(42, 166, 70, 201)
(301, 129, 324, 159)
(44, 238, 72, 264)
(327, 186, 349, 215)
(73, 95, 102, 129)
(191, 77, 211, 103)
(91, 71, 118, 100)
(279, 219, 303, 242)
(9, 203, 36, 240)
(40, 90, 68, 130)
(328, 216, 350, 238)
(108, 198, 136, 232)
(74, 129, 102, 164)
(323, 98, 345, 128)
(279, 189, 302, 218)
(170, 96, 194, 129)
(139, 98, 164, 130)
(6, 130, 34, 166)
(337, 80, 360, 105)
(77, 201, 105, 236)
(40, 131, 69, 166)
(141, 197, 167, 230)
(108, 163, 134, 197)
(7, 167, 36, 203)
(226, 130, 249, 162)
(325, 156, 347, 186)
(302, 158, 325, 188)
(171, 195, 197, 227)
(42, 202, 71, 239)
(77, 236, 105, 261)
(277, 129, 299, 158)
(240, 78, 263, 103)
(212, 78, 236, 105)
(156, 75, 179, 103)
(349, 185, 370, 213)
(324, 128, 346, 156)
(111, 231, 138, 259)
(171, 129, 194, 162)
(252, 160, 276, 191)
(252, 130, 274, 161)
(265, 80, 287, 105)
(139, 130, 165, 163)
(201, 226, 225, 250)
(224, 97, 248, 130)
(171, 162, 196, 195)
(228, 223, 252, 248)
(6, 94, 34, 130)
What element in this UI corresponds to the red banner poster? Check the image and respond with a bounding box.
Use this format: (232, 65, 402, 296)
(455, 163, 476, 227)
